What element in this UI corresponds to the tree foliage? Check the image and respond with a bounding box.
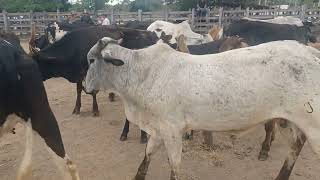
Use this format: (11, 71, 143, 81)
(69, 0, 109, 11)
(1, 0, 319, 13)
(0, 0, 69, 12)
(176, 0, 197, 11)
(129, 0, 163, 11)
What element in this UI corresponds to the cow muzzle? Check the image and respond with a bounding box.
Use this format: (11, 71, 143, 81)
(82, 80, 98, 95)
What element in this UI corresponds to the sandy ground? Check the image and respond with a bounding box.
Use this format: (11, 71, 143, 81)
(0, 42, 319, 180)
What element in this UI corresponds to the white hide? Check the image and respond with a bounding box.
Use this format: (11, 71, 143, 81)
(147, 20, 213, 45)
(0, 115, 80, 180)
(102, 18, 111, 26)
(16, 119, 33, 180)
(86, 38, 320, 157)
(52, 22, 68, 42)
(0, 116, 33, 180)
(242, 16, 304, 27)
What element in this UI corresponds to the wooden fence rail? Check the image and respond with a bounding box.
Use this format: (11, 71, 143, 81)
(1, 5, 320, 37)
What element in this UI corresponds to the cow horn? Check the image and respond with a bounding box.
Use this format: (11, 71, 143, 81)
(96, 39, 107, 52)
(29, 23, 39, 57)
(96, 38, 122, 52)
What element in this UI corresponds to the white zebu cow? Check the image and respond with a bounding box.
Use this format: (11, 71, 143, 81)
(85, 38, 320, 180)
(242, 16, 304, 26)
(147, 20, 214, 45)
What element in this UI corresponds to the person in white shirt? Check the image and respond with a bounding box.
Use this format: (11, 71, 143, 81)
(102, 16, 110, 25)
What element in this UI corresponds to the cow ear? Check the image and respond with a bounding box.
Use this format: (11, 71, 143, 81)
(160, 32, 172, 43)
(240, 42, 249, 48)
(117, 38, 123, 44)
(160, 32, 165, 38)
(98, 39, 107, 47)
(97, 39, 108, 52)
(164, 35, 172, 42)
(103, 58, 124, 66)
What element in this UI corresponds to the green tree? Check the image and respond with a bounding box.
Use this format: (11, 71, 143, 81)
(129, 0, 163, 11)
(0, 0, 69, 12)
(70, 0, 108, 11)
(176, 0, 197, 10)
(95, 0, 107, 10)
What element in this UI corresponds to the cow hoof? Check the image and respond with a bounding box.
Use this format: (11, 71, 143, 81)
(109, 93, 115, 102)
(279, 119, 288, 128)
(72, 109, 80, 115)
(120, 135, 128, 141)
(140, 136, 148, 144)
(133, 174, 146, 180)
(183, 132, 193, 140)
(258, 151, 269, 161)
(92, 111, 100, 117)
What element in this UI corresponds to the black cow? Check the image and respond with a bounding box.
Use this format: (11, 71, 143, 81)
(121, 20, 153, 30)
(33, 31, 50, 50)
(34, 20, 96, 50)
(307, 21, 320, 43)
(173, 36, 248, 55)
(30, 26, 123, 117)
(224, 19, 313, 45)
(0, 31, 79, 179)
(30, 26, 170, 143)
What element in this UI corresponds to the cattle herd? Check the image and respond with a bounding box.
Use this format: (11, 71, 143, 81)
(1, 16, 320, 180)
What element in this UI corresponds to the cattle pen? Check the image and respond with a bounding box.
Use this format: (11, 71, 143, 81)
(1, 5, 320, 37)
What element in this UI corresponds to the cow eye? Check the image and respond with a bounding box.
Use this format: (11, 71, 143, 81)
(89, 59, 95, 64)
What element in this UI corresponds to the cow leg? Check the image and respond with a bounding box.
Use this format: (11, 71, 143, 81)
(275, 123, 306, 180)
(92, 91, 99, 117)
(140, 130, 148, 144)
(18, 60, 79, 179)
(0, 115, 19, 138)
(16, 120, 33, 180)
(134, 136, 162, 180)
(32, 113, 80, 180)
(33, 116, 80, 180)
(72, 82, 82, 115)
(162, 126, 183, 180)
(202, 131, 213, 147)
(120, 119, 130, 141)
(183, 130, 193, 140)
(258, 120, 276, 161)
(108, 92, 115, 102)
(120, 119, 148, 143)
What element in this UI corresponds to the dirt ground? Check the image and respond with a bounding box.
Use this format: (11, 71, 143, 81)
(0, 42, 319, 180)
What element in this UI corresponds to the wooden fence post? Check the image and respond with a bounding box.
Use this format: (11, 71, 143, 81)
(138, 9, 142, 21)
(56, 8, 60, 22)
(301, 4, 306, 20)
(191, 8, 195, 27)
(274, 8, 278, 18)
(205, 8, 209, 23)
(246, 7, 250, 17)
(42, 11, 46, 25)
(164, 7, 168, 21)
(219, 7, 223, 27)
(110, 8, 114, 24)
(29, 10, 33, 35)
(2, 10, 9, 32)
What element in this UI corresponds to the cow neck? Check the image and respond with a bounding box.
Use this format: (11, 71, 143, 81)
(106, 44, 135, 93)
